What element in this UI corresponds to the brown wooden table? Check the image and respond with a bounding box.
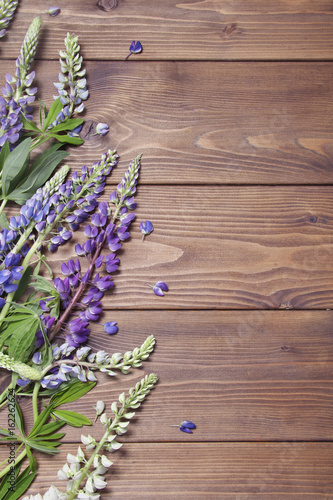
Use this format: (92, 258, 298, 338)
(0, 1, 333, 497)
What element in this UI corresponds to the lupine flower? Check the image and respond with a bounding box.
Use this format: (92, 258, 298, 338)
(52, 32, 88, 126)
(170, 420, 196, 434)
(95, 122, 109, 136)
(104, 321, 118, 335)
(179, 420, 196, 433)
(0, 17, 42, 149)
(140, 220, 153, 240)
(48, 7, 60, 16)
(146, 281, 169, 296)
(125, 40, 143, 60)
(0, 0, 19, 39)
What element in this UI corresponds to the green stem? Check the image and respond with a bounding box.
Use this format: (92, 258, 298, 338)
(0, 443, 23, 470)
(66, 410, 124, 500)
(0, 448, 27, 479)
(32, 382, 40, 421)
(0, 199, 7, 218)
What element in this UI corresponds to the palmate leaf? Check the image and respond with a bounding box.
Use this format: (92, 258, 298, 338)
(28, 406, 54, 439)
(6, 144, 69, 204)
(21, 116, 41, 133)
(8, 316, 40, 362)
(50, 379, 96, 407)
(41, 97, 63, 131)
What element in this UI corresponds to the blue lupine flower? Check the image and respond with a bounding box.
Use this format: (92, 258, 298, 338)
(180, 420, 196, 430)
(125, 40, 143, 60)
(140, 220, 154, 240)
(146, 281, 169, 296)
(104, 321, 118, 335)
(95, 123, 109, 136)
(170, 420, 196, 434)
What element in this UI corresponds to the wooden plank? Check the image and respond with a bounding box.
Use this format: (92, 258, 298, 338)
(2, 1, 333, 61)
(2, 443, 332, 498)
(2, 60, 333, 184)
(4, 185, 331, 309)
(2, 311, 332, 442)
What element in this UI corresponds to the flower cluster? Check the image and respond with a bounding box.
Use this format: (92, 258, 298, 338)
(0, 17, 41, 148)
(52, 32, 88, 127)
(0, 0, 18, 38)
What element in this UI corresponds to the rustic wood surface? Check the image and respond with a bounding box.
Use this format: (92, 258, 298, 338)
(2, 442, 333, 498)
(0, 0, 332, 498)
(1, 1, 333, 61)
(1, 60, 333, 184)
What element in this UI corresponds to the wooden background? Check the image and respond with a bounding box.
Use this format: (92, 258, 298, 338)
(1, 0, 333, 497)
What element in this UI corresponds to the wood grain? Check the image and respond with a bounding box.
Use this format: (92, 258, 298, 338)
(2, 311, 332, 442)
(1, 443, 332, 498)
(1, 60, 331, 184)
(4, 185, 332, 309)
(1, 0, 333, 61)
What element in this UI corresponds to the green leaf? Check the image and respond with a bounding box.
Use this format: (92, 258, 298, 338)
(35, 432, 65, 441)
(0, 212, 9, 229)
(50, 379, 96, 407)
(25, 444, 37, 473)
(7, 148, 69, 204)
(51, 409, 92, 427)
(0, 462, 21, 498)
(37, 420, 65, 436)
(38, 99, 47, 123)
(50, 133, 84, 145)
(0, 318, 33, 348)
(5, 468, 37, 500)
(49, 118, 83, 134)
(25, 439, 61, 455)
(13, 399, 24, 437)
(21, 117, 41, 133)
(42, 98, 63, 131)
(12, 266, 33, 302)
(31, 275, 57, 295)
(0, 428, 13, 437)
(0, 140, 10, 173)
(1, 138, 31, 198)
(28, 406, 54, 439)
(8, 317, 40, 362)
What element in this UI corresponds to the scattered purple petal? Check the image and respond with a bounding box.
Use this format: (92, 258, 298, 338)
(179, 426, 194, 434)
(125, 40, 143, 60)
(48, 7, 60, 16)
(147, 281, 169, 296)
(104, 321, 118, 335)
(95, 123, 109, 136)
(180, 420, 196, 429)
(140, 220, 154, 240)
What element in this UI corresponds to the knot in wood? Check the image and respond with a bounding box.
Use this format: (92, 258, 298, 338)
(97, 0, 118, 11)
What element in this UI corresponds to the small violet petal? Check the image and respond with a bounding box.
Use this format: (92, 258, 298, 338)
(48, 7, 60, 16)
